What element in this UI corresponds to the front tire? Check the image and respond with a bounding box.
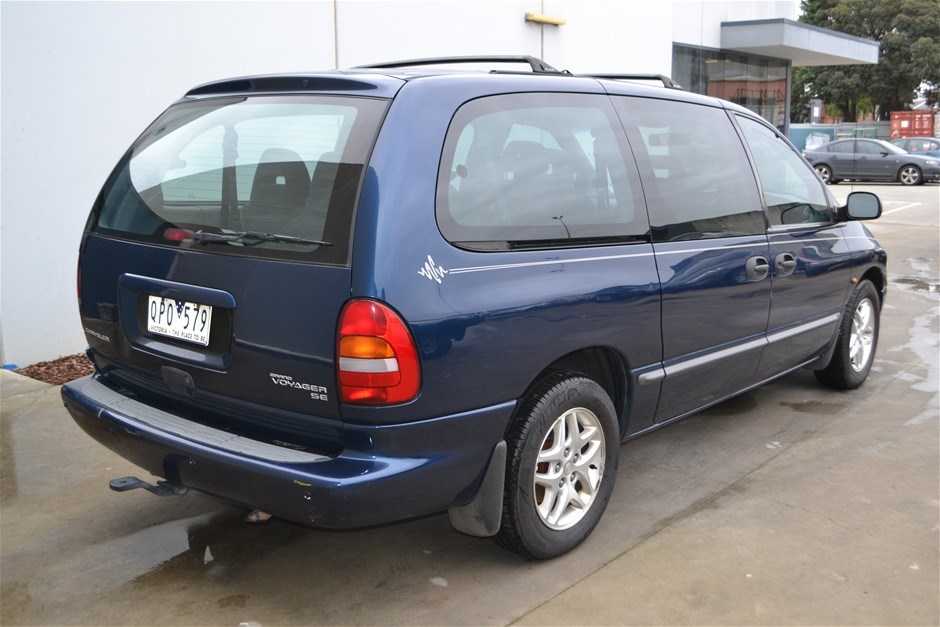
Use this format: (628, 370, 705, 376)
(815, 280, 880, 389)
(898, 164, 922, 186)
(815, 164, 839, 184)
(494, 374, 619, 560)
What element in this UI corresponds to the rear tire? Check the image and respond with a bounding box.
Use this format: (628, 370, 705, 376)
(494, 373, 619, 560)
(815, 280, 880, 389)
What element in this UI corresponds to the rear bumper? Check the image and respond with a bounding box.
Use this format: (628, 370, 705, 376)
(62, 375, 513, 528)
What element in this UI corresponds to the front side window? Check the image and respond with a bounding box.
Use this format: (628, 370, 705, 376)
(94, 95, 388, 264)
(736, 115, 831, 226)
(436, 93, 648, 250)
(613, 97, 765, 242)
(858, 139, 907, 156)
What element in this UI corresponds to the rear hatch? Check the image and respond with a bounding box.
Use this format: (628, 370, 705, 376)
(79, 79, 395, 454)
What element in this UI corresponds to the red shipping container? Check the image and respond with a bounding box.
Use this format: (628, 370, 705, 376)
(890, 111, 935, 139)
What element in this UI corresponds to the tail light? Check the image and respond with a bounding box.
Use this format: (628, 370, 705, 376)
(337, 299, 420, 405)
(163, 227, 194, 242)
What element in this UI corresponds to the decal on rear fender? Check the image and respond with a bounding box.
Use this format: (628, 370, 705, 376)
(418, 254, 448, 284)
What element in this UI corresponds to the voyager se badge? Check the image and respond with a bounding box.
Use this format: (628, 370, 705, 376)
(270, 373, 329, 402)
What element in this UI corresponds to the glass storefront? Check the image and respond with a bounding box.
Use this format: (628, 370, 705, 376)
(673, 44, 790, 132)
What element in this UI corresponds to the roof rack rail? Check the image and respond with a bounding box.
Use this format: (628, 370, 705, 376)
(587, 74, 683, 89)
(356, 55, 561, 74)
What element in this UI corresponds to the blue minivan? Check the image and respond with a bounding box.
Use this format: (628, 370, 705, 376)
(63, 57, 886, 559)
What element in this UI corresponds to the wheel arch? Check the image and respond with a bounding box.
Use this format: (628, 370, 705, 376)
(513, 346, 628, 437)
(860, 266, 887, 306)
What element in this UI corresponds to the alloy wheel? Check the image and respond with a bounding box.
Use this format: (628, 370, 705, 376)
(850, 297, 875, 372)
(533, 407, 606, 530)
(899, 165, 921, 185)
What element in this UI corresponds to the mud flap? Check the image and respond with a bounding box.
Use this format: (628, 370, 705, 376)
(448, 441, 506, 537)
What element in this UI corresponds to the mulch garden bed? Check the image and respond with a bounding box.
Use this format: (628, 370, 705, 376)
(13, 353, 95, 386)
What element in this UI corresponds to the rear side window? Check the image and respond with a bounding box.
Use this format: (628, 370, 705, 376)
(94, 95, 388, 264)
(736, 115, 831, 226)
(612, 97, 765, 242)
(436, 93, 648, 250)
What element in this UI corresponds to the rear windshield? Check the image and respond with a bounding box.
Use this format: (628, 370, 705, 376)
(93, 95, 388, 264)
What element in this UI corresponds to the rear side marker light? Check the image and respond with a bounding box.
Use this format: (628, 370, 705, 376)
(337, 300, 420, 405)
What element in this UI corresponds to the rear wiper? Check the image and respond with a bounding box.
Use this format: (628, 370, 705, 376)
(192, 230, 332, 247)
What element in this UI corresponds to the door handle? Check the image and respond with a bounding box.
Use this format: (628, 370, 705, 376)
(775, 253, 797, 277)
(745, 256, 769, 281)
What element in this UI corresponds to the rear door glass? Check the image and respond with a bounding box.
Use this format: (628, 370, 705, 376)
(436, 93, 649, 250)
(94, 95, 388, 264)
(611, 97, 765, 242)
(829, 141, 855, 154)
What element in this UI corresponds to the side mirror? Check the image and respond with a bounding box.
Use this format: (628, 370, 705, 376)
(838, 191, 881, 221)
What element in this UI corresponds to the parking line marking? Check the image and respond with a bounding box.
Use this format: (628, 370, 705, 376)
(882, 202, 921, 215)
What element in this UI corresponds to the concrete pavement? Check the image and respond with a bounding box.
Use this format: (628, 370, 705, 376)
(1, 183, 937, 625)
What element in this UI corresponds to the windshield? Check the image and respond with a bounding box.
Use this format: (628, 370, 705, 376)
(94, 95, 388, 264)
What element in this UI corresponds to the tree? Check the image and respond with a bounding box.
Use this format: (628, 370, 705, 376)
(791, 67, 814, 123)
(792, 0, 940, 121)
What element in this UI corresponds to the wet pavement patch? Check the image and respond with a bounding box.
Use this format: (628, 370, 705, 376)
(893, 276, 939, 296)
(702, 393, 758, 416)
(779, 400, 847, 415)
(217, 594, 248, 608)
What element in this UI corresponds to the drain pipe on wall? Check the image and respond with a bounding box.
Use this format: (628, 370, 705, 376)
(333, 0, 340, 69)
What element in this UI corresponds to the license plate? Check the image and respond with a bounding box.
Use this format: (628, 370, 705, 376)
(146, 295, 213, 346)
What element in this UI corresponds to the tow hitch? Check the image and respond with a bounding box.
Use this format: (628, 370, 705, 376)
(109, 476, 188, 497)
(108, 453, 190, 497)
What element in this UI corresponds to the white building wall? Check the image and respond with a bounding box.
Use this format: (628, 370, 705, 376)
(334, 1, 675, 74)
(336, 1, 540, 68)
(545, 1, 675, 73)
(0, 0, 799, 367)
(336, 1, 675, 76)
(0, 1, 333, 366)
(673, 0, 799, 48)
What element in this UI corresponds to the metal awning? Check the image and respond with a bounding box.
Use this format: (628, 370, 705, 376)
(721, 19, 879, 67)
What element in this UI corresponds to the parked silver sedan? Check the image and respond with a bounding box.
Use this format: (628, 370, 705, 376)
(803, 138, 940, 185)
(890, 136, 940, 158)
